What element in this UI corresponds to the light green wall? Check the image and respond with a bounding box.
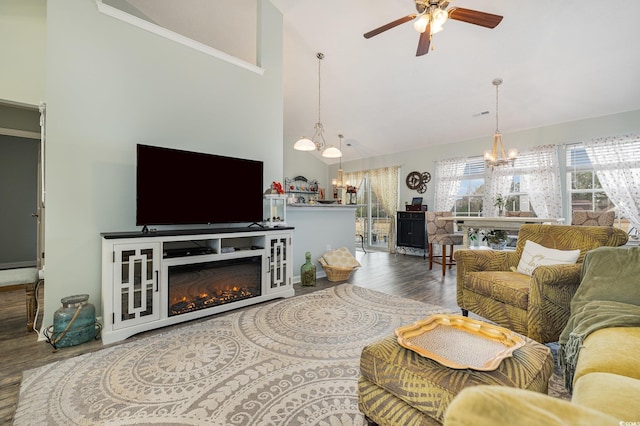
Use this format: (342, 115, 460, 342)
(332, 109, 640, 212)
(0, 0, 46, 106)
(41, 0, 283, 330)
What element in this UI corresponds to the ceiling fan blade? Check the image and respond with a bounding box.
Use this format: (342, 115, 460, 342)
(416, 24, 431, 56)
(364, 14, 417, 39)
(448, 8, 503, 29)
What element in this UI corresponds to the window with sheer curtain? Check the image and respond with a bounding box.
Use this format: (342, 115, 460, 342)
(443, 145, 563, 218)
(434, 157, 467, 212)
(513, 145, 562, 218)
(569, 135, 640, 233)
(453, 157, 484, 216)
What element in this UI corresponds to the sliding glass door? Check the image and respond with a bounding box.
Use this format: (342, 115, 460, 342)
(354, 175, 393, 250)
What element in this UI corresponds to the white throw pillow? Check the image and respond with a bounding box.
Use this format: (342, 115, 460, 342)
(516, 240, 580, 276)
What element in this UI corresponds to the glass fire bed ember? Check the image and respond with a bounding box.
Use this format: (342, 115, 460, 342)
(168, 256, 262, 316)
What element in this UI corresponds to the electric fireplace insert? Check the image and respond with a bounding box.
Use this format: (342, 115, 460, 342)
(167, 256, 262, 317)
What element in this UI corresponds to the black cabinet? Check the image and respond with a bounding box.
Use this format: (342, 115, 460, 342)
(397, 211, 428, 255)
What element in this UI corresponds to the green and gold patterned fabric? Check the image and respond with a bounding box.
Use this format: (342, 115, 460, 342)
(358, 334, 553, 425)
(455, 225, 628, 343)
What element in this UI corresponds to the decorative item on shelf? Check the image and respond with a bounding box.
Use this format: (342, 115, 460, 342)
(263, 190, 287, 227)
(293, 52, 342, 158)
(494, 193, 506, 216)
(482, 229, 508, 250)
(484, 78, 517, 168)
(346, 185, 358, 205)
(406, 196, 428, 211)
(300, 251, 316, 286)
(284, 176, 319, 204)
(272, 181, 285, 195)
(264, 181, 285, 197)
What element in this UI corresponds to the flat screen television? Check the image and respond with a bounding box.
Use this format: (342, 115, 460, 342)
(136, 144, 264, 226)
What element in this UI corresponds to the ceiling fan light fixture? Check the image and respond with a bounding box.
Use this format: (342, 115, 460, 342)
(432, 9, 448, 27)
(364, 4, 503, 57)
(413, 14, 429, 33)
(430, 23, 444, 35)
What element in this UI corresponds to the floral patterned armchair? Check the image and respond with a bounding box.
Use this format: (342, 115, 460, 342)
(454, 224, 628, 343)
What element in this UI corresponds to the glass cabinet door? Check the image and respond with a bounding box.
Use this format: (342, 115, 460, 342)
(112, 243, 161, 329)
(267, 235, 291, 292)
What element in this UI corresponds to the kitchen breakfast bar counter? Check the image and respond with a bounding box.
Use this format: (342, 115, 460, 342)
(286, 204, 357, 282)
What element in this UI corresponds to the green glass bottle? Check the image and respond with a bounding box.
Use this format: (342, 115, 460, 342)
(300, 251, 316, 286)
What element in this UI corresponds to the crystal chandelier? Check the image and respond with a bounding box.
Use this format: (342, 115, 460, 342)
(484, 78, 517, 167)
(294, 53, 342, 158)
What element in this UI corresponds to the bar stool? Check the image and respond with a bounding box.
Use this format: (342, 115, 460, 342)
(571, 210, 615, 226)
(426, 211, 463, 276)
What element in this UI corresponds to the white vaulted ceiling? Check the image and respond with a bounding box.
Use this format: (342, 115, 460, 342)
(116, 0, 640, 163)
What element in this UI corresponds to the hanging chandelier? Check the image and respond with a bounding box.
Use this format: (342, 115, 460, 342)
(484, 78, 517, 167)
(293, 53, 342, 158)
(331, 134, 345, 189)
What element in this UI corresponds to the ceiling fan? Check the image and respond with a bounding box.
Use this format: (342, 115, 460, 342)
(363, 0, 503, 57)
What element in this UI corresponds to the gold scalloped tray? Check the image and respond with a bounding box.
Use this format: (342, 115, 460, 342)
(395, 314, 525, 371)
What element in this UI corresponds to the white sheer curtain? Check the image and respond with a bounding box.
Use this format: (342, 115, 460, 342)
(434, 157, 466, 211)
(520, 145, 563, 218)
(344, 167, 399, 253)
(343, 171, 366, 194)
(483, 145, 562, 218)
(483, 166, 512, 216)
(584, 134, 640, 230)
(368, 167, 399, 252)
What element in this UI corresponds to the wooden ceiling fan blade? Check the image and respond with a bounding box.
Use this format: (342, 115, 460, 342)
(364, 14, 417, 39)
(416, 24, 431, 56)
(448, 8, 503, 29)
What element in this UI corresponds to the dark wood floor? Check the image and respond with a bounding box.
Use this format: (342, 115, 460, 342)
(0, 251, 460, 424)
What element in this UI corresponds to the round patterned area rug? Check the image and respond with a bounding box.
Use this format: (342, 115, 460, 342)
(15, 285, 453, 425)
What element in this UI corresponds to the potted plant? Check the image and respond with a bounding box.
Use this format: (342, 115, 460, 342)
(494, 194, 506, 216)
(483, 229, 508, 250)
(468, 228, 480, 247)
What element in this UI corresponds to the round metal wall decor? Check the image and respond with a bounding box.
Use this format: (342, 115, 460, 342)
(406, 171, 431, 193)
(405, 171, 422, 190)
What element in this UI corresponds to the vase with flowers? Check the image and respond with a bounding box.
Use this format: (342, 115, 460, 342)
(483, 229, 508, 250)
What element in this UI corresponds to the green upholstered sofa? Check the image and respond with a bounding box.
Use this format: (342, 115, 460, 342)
(444, 246, 640, 426)
(454, 224, 629, 343)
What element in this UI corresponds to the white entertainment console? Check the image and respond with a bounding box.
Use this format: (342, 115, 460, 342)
(101, 227, 294, 345)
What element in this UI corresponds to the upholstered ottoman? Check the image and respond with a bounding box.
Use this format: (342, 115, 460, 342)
(358, 333, 554, 425)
